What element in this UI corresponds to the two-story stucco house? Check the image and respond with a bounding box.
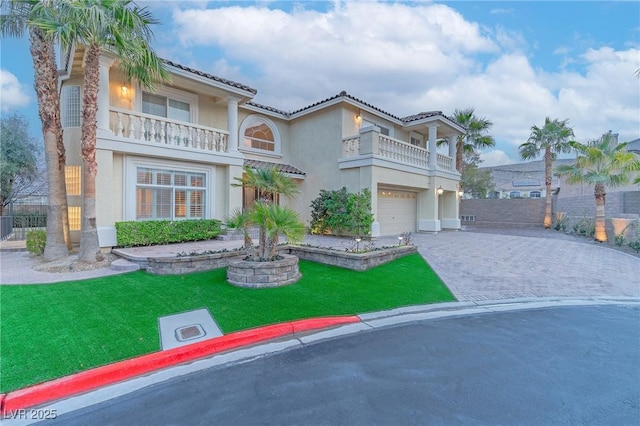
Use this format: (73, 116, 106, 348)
(59, 46, 465, 247)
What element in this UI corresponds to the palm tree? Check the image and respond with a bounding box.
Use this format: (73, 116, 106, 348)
(450, 108, 495, 172)
(231, 166, 304, 261)
(556, 133, 640, 242)
(251, 202, 305, 260)
(233, 165, 300, 202)
(226, 207, 255, 257)
(519, 117, 575, 229)
(31, 0, 170, 262)
(1, 0, 72, 260)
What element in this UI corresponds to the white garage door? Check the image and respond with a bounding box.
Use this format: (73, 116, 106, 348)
(377, 189, 417, 236)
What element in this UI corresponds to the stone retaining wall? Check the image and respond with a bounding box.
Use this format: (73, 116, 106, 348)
(283, 244, 417, 271)
(146, 251, 244, 275)
(133, 244, 417, 275)
(227, 254, 301, 288)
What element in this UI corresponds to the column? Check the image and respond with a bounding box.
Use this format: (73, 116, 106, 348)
(98, 54, 115, 133)
(227, 97, 240, 153)
(428, 125, 438, 169)
(448, 136, 456, 159)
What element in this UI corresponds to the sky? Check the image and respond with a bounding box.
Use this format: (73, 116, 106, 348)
(1, 0, 639, 166)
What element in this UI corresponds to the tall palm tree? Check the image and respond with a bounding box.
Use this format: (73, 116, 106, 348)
(556, 133, 640, 242)
(1, 0, 72, 260)
(450, 108, 495, 172)
(31, 0, 170, 262)
(519, 117, 575, 229)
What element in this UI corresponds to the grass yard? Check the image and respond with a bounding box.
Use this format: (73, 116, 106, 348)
(0, 253, 454, 393)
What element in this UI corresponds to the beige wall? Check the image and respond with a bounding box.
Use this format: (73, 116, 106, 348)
(287, 106, 345, 226)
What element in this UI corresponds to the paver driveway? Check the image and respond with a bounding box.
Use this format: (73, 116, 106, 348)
(412, 229, 639, 301)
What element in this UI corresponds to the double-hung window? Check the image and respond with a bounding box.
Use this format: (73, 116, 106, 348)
(142, 92, 191, 122)
(136, 167, 206, 220)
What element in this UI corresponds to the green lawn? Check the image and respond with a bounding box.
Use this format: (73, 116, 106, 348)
(0, 253, 454, 393)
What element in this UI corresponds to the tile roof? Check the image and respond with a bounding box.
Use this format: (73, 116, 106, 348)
(245, 102, 290, 116)
(244, 159, 306, 176)
(163, 60, 257, 95)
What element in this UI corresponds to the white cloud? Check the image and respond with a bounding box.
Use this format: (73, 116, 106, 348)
(0, 69, 30, 112)
(163, 2, 639, 163)
(480, 150, 514, 167)
(171, 2, 497, 103)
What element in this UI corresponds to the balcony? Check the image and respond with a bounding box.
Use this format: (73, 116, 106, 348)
(109, 108, 229, 153)
(341, 129, 454, 172)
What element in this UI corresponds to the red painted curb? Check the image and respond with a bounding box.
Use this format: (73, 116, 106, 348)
(1, 316, 360, 416)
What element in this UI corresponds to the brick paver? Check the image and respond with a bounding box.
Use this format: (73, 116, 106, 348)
(413, 231, 639, 301)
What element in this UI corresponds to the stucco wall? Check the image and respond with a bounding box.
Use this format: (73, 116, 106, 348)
(287, 106, 345, 226)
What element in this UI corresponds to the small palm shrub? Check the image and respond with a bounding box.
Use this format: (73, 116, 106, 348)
(26, 230, 46, 255)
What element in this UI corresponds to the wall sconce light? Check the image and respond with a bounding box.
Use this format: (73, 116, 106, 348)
(120, 83, 128, 96)
(355, 112, 361, 122)
(437, 186, 444, 196)
(458, 186, 464, 197)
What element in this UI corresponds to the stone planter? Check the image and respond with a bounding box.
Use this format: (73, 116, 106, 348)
(227, 254, 301, 288)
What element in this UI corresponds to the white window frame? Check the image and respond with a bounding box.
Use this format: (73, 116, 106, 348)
(124, 156, 214, 221)
(61, 85, 81, 127)
(409, 131, 423, 147)
(361, 113, 393, 138)
(135, 85, 198, 123)
(238, 115, 282, 157)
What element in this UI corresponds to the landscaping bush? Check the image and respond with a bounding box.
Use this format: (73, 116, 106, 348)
(26, 230, 46, 255)
(310, 187, 373, 236)
(115, 219, 222, 247)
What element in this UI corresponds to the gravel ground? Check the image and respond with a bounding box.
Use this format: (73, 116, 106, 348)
(32, 252, 120, 273)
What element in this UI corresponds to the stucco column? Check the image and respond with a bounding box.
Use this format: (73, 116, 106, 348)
(428, 125, 438, 169)
(98, 54, 115, 133)
(227, 97, 240, 152)
(448, 135, 456, 159)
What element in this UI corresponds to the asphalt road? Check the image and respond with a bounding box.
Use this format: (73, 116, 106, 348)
(45, 305, 640, 425)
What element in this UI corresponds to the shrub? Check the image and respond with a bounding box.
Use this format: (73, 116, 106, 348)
(627, 240, 640, 253)
(26, 230, 46, 255)
(115, 219, 222, 248)
(553, 212, 567, 231)
(572, 215, 595, 237)
(310, 187, 374, 236)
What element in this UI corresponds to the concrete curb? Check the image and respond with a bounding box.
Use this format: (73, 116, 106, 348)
(0, 316, 360, 417)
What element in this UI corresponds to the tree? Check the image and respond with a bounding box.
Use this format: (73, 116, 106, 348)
(0, 113, 39, 214)
(449, 108, 495, 172)
(556, 132, 640, 242)
(229, 166, 304, 261)
(31, 0, 170, 262)
(519, 117, 575, 228)
(461, 152, 495, 198)
(1, 0, 72, 260)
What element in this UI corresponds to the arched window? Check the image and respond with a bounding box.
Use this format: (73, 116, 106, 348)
(509, 191, 521, 198)
(239, 116, 281, 155)
(529, 191, 541, 198)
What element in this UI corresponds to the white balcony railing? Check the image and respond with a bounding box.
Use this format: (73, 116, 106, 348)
(110, 108, 229, 153)
(379, 136, 429, 167)
(437, 153, 453, 170)
(342, 133, 454, 171)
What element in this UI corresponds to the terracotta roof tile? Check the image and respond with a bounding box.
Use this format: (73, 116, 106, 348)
(163, 60, 257, 95)
(244, 159, 306, 176)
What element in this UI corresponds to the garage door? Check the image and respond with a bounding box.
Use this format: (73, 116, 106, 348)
(377, 189, 417, 236)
